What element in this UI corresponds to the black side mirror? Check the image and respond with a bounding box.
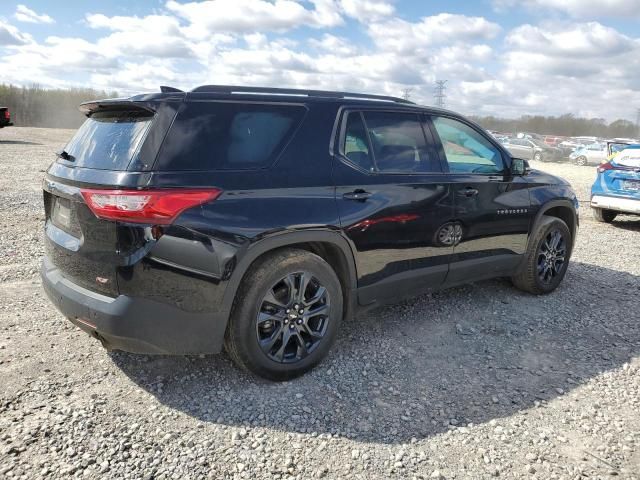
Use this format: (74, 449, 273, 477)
(511, 158, 529, 176)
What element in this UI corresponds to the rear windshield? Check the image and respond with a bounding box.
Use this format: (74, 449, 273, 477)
(62, 110, 153, 170)
(154, 102, 306, 171)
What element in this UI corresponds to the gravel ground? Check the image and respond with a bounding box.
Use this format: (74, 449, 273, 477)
(1, 126, 639, 480)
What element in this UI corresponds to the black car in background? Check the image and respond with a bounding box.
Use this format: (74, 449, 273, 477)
(0, 107, 13, 128)
(41, 86, 578, 380)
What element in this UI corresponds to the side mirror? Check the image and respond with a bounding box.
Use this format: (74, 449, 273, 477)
(511, 158, 530, 176)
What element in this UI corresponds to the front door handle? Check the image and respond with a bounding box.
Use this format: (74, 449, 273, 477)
(458, 187, 479, 197)
(343, 190, 372, 201)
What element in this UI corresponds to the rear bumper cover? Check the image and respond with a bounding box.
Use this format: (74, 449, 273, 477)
(41, 257, 227, 354)
(591, 195, 640, 214)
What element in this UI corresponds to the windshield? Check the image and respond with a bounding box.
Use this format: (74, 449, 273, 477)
(63, 110, 153, 170)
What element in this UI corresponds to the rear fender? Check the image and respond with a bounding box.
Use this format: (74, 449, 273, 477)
(219, 229, 358, 327)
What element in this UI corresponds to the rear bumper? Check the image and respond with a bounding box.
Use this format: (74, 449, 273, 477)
(41, 257, 227, 354)
(591, 195, 640, 214)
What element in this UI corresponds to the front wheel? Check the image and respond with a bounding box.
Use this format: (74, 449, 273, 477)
(592, 207, 617, 223)
(533, 152, 543, 162)
(575, 156, 587, 166)
(225, 249, 343, 381)
(512, 217, 572, 294)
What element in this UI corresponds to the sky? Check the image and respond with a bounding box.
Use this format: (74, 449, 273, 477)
(1, 0, 639, 121)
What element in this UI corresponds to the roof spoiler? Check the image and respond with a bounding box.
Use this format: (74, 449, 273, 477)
(160, 85, 184, 93)
(78, 99, 155, 116)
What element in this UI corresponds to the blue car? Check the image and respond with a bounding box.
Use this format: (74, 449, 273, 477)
(591, 144, 640, 222)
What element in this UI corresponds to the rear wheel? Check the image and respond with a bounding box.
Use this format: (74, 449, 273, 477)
(533, 152, 543, 162)
(592, 207, 617, 223)
(575, 156, 587, 166)
(512, 217, 572, 294)
(225, 249, 343, 381)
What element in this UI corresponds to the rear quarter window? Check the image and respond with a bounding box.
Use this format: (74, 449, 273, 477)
(155, 102, 306, 171)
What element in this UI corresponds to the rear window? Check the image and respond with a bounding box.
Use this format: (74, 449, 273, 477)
(155, 102, 306, 171)
(62, 110, 153, 170)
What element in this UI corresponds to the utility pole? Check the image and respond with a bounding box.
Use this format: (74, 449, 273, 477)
(434, 80, 447, 108)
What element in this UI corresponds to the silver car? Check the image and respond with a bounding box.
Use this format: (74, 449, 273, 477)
(502, 138, 560, 162)
(570, 143, 607, 166)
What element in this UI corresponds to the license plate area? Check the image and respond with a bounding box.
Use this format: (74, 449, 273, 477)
(621, 180, 640, 191)
(51, 196, 81, 236)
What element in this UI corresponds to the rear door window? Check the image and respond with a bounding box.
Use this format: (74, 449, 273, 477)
(63, 110, 153, 170)
(155, 102, 306, 171)
(362, 111, 439, 174)
(342, 112, 374, 172)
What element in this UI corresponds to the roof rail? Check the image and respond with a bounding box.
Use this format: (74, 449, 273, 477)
(190, 85, 414, 104)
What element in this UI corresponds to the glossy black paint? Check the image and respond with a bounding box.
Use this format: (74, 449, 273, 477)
(41, 90, 578, 354)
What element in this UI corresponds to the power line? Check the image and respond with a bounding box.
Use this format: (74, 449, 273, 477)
(434, 80, 447, 109)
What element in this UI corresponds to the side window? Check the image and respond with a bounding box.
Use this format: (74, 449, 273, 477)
(432, 116, 504, 174)
(155, 102, 305, 170)
(343, 112, 374, 172)
(362, 111, 439, 173)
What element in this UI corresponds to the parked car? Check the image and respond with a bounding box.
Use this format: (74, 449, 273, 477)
(591, 146, 640, 222)
(570, 143, 607, 166)
(0, 107, 13, 128)
(544, 136, 565, 147)
(502, 137, 561, 162)
(41, 85, 578, 380)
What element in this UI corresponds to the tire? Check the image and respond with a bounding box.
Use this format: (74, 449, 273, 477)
(511, 217, 572, 295)
(225, 248, 343, 381)
(575, 156, 587, 166)
(533, 152, 543, 162)
(592, 207, 617, 223)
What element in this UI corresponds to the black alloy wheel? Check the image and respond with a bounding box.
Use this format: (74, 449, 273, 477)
(225, 248, 343, 381)
(536, 229, 567, 285)
(256, 271, 330, 363)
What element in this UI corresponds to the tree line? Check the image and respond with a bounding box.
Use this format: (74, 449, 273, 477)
(471, 113, 639, 139)
(1, 83, 638, 138)
(0, 84, 118, 129)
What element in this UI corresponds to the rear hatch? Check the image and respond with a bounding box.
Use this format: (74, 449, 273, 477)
(600, 150, 640, 197)
(43, 98, 178, 296)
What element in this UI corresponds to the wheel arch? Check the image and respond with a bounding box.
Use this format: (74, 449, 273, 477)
(220, 230, 358, 327)
(531, 200, 578, 250)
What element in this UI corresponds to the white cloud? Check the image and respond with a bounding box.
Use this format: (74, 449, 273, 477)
(14, 4, 54, 24)
(0, 23, 33, 45)
(493, 0, 640, 18)
(506, 22, 636, 57)
(166, 0, 342, 36)
(309, 34, 358, 55)
(339, 0, 395, 20)
(368, 13, 501, 54)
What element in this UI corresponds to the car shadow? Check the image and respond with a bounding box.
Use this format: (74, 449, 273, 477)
(0, 140, 43, 146)
(611, 217, 640, 233)
(110, 261, 639, 444)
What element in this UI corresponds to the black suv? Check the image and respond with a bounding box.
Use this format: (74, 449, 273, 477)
(42, 85, 578, 380)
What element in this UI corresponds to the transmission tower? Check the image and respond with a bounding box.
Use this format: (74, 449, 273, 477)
(434, 80, 447, 108)
(636, 108, 640, 137)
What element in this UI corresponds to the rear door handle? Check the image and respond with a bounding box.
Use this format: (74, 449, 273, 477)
(343, 190, 372, 201)
(458, 187, 479, 197)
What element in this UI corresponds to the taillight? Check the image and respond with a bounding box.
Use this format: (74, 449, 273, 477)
(80, 188, 222, 224)
(3, 110, 9, 120)
(597, 162, 614, 173)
